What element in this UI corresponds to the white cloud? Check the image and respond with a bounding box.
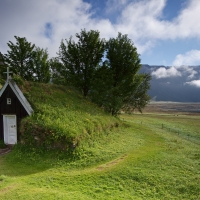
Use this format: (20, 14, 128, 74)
(151, 66, 181, 79)
(176, 65, 198, 79)
(152, 48, 200, 79)
(116, 0, 167, 39)
(1, 0, 200, 58)
(175, 0, 200, 39)
(117, 0, 200, 40)
(135, 41, 155, 55)
(185, 80, 200, 88)
(172, 50, 200, 66)
(109, 0, 200, 54)
(186, 68, 198, 79)
(171, 50, 200, 78)
(151, 64, 199, 79)
(0, 0, 93, 56)
(106, 0, 129, 14)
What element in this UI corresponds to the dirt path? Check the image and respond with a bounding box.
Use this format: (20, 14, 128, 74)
(96, 154, 127, 171)
(0, 147, 12, 156)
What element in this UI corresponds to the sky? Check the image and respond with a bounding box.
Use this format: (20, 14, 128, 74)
(141, 65, 200, 100)
(0, 0, 200, 67)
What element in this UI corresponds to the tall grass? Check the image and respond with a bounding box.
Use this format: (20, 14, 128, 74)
(19, 82, 120, 152)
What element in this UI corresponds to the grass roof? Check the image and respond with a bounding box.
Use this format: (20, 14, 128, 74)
(19, 82, 120, 151)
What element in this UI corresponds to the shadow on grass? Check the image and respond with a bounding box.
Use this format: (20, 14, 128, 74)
(0, 148, 76, 177)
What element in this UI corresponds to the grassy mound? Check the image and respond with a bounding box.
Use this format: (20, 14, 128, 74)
(19, 82, 120, 152)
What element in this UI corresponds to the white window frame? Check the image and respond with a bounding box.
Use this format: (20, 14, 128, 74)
(7, 98, 11, 105)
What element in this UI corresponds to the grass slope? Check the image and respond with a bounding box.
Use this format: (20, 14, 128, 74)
(0, 113, 199, 199)
(0, 82, 200, 199)
(18, 82, 120, 151)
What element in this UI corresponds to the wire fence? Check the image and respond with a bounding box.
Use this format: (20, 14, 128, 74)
(123, 117, 200, 145)
(161, 123, 200, 145)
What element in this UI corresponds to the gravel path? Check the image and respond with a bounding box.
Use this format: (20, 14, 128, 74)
(0, 146, 12, 156)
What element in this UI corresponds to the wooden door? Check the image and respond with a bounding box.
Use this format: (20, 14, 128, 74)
(3, 115, 17, 144)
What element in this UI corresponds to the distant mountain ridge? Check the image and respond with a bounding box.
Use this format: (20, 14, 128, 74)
(140, 65, 200, 102)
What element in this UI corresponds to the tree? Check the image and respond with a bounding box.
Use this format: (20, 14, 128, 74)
(0, 52, 7, 83)
(49, 57, 66, 85)
(2, 36, 51, 83)
(90, 63, 113, 107)
(3, 36, 35, 81)
(91, 33, 151, 115)
(58, 29, 105, 96)
(32, 47, 50, 83)
(122, 73, 151, 113)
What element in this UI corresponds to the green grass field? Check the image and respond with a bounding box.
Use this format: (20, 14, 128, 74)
(0, 113, 199, 199)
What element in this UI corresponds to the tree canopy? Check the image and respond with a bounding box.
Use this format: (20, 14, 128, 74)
(32, 47, 51, 83)
(91, 33, 151, 115)
(1, 36, 50, 83)
(57, 29, 105, 96)
(0, 52, 7, 83)
(0, 31, 151, 115)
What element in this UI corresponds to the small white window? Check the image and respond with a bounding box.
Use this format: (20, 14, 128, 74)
(7, 98, 11, 105)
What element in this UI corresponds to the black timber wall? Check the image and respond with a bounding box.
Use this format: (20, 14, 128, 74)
(0, 85, 28, 141)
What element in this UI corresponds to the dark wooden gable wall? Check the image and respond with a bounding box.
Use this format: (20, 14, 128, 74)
(0, 85, 28, 140)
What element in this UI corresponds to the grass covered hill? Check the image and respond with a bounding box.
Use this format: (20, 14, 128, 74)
(19, 81, 120, 151)
(0, 81, 199, 199)
(1, 113, 199, 199)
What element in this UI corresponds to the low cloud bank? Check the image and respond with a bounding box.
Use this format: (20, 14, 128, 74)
(141, 65, 200, 102)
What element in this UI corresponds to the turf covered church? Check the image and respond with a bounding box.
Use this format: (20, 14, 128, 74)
(0, 67, 33, 144)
